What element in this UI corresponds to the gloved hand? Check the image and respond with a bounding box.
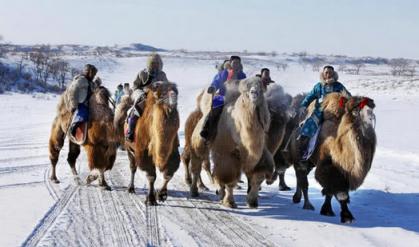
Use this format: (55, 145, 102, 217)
(207, 86, 216, 94)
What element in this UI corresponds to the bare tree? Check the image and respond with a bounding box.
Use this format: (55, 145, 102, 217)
(50, 59, 70, 89)
(389, 58, 410, 76)
(352, 61, 365, 75)
(276, 62, 288, 71)
(29, 45, 52, 84)
(406, 65, 416, 77)
(338, 64, 347, 73)
(311, 61, 323, 72)
(15, 53, 28, 78)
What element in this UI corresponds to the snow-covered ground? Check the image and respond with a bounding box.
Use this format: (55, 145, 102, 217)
(0, 53, 418, 246)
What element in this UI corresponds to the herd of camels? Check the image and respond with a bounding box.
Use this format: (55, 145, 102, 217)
(48, 72, 376, 224)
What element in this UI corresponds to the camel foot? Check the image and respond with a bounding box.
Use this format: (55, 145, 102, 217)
(222, 200, 237, 209)
(101, 184, 112, 191)
(190, 188, 199, 198)
(320, 204, 335, 217)
(303, 201, 315, 210)
(340, 210, 355, 224)
(279, 184, 291, 191)
(247, 198, 259, 209)
(293, 193, 302, 203)
(146, 194, 158, 206)
(198, 184, 209, 191)
(86, 174, 98, 185)
(157, 189, 168, 202)
(50, 177, 60, 184)
(127, 186, 136, 194)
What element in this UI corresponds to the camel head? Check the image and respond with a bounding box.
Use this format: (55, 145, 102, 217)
(150, 81, 178, 110)
(343, 96, 376, 131)
(239, 77, 265, 106)
(90, 86, 113, 109)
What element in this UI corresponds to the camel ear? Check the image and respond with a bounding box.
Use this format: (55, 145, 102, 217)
(238, 79, 249, 93)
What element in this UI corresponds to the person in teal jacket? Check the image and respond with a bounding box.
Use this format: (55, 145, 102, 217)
(297, 65, 351, 160)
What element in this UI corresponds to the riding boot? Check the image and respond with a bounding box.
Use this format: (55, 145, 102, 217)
(126, 113, 139, 142)
(200, 106, 223, 142)
(297, 135, 310, 161)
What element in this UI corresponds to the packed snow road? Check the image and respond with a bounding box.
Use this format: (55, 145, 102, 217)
(0, 56, 419, 246)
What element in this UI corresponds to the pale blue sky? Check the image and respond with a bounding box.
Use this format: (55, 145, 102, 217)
(1, 0, 418, 58)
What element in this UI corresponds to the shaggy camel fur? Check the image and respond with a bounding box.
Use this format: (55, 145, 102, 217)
(48, 86, 118, 190)
(272, 93, 306, 191)
(210, 77, 271, 208)
(117, 82, 180, 205)
(181, 107, 213, 192)
(288, 93, 376, 223)
(184, 80, 242, 198)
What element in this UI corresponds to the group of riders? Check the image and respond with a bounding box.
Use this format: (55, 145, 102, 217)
(67, 53, 351, 161)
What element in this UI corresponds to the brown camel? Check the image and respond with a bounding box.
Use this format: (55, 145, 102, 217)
(48, 86, 118, 190)
(288, 93, 377, 223)
(117, 82, 180, 205)
(271, 93, 306, 191)
(181, 107, 213, 192)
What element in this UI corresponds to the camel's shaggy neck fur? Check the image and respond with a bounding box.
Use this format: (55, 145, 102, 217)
(330, 103, 376, 190)
(230, 82, 270, 172)
(136, 84, 179, 170)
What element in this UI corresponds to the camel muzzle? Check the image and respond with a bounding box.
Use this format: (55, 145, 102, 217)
(249, 87, 259, 102)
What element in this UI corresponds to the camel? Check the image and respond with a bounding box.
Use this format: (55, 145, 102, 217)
(262, 84, 293, 188)
(48, 86, 118, 190)
(271, 93, 306, 191)
(184, 80, 242, 198)
(115, 82, 180, 205)
(288, 93, 377, 223)
(188, 77, 271, 208)
(181, 107, 213, 192)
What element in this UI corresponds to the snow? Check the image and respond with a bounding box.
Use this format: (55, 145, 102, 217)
(0, 53, 418, 246)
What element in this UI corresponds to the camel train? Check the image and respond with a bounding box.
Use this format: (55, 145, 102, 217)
(48, 58, 376, 223)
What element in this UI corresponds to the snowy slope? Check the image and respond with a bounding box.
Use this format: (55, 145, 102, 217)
(0, 54, 418, 246)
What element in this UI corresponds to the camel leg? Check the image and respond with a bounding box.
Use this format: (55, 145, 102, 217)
(158, 150, 180, 202)
(48, 118, 65, 184)
(292, 165, 302, 203)
(222, 183, 237, 208)
(278, 170, 291, 191)
(146, 172, 157, 206)
(181, 151, 192, 186)
(98, 169, 111, 191)
(247, 172, 264, 208)
(189, 154, 202, 198)
(127, 151, 137, 193)
(217, 183, 226, 201)
(197, 175, 209, 191)
(67, 141, 80, 175)
(335, 192, 354, 223)
(320, 193, 335, 216)
(203, 159, 213, 183)
(294, 163, 314, 210)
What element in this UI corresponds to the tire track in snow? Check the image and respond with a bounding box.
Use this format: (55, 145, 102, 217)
(22, 185, 79, 247)
(113, 160, 273, 247)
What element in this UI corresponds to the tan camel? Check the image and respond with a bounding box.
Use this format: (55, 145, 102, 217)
(288, 93, 376, 223)
(116, 82, 180, 205)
